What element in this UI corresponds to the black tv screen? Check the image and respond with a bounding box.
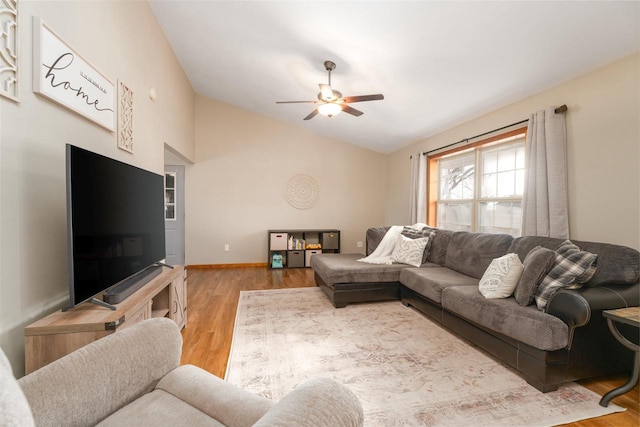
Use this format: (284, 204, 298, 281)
(66, 144, 166, 308)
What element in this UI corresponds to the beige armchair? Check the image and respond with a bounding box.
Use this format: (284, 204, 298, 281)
(1, 317, 363, 427)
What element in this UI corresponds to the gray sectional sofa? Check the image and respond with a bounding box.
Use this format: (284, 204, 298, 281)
(310, 226, 639, 392)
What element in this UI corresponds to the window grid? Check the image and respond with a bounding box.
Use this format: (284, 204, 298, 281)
(165, 172, 177, 221)
(436, 135, 525, 236)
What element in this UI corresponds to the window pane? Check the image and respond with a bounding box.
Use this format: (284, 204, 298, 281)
(497, 147, 515, 172)
(515, 169, 525, 195)
(516, 145, 525, 169)
(438, 202, 472, 231)
(165, 189, 175, 204)
(483, 151, 497, 173)
(439, 153, 474, 200)
(482, 173, 497, 198)
(165, 205, 175, 220)
(478, 201, 522, 237)
(165, 173, 175, 189)
(497, 171, 515, 197)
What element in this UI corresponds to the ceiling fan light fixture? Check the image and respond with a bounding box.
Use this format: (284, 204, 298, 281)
(317, 102, 342, 117)
(319, 84, 334, 101)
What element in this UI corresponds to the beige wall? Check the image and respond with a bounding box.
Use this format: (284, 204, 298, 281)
(187, 95, 386, 265)
(0, 1, 194, 375)
(386, 53, 640, 250)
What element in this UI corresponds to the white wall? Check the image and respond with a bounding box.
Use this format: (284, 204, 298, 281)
(187, 95, 387, 265)
(386, 53, 640, 250)
(0, 1, 194, 376)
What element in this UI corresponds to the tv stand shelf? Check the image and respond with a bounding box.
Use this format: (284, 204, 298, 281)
(24, 265, 187, 374)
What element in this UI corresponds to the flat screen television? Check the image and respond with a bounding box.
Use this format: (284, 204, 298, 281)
(65, 144, 166, 310)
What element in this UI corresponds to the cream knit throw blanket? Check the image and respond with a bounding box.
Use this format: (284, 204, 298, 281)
(358, 223, 427, 265)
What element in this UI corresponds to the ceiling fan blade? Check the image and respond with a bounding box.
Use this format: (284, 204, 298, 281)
(342, 105, 364, 117)
(303, 109, 319, 120)
(343, 94, 384, 103)
(276, 100, 317, 104)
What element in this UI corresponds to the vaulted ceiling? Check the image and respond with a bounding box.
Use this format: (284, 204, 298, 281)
(149, 1, 639, 154)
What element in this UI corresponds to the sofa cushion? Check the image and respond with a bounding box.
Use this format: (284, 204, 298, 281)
(400, 267, 479, 304)
(441, 286, 569, 351)
(478, 253, 524, 299)
(391, 234, 429, 267)
(97, 389, 224, 427)
(425, 227, 455, 265)
(514, 246, 556, 306)
(507, 236, 639, 287)
(444, 232, 514, 279)
(366, 227, 390, 256)
(311, 253, 413, 285)
(535, 241, 598, 310)
(0, 350, 35, 427)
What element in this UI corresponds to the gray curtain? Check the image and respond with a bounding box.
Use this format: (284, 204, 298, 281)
(409, 153, 427, 224)
(521, 107, 569, 238)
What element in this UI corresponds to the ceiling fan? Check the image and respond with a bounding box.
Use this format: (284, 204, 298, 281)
(276, 61, 384, 120)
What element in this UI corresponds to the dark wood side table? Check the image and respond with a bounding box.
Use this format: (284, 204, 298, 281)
(599, 306, 640, 407)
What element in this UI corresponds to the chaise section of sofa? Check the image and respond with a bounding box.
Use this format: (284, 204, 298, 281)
(311, 253, 409, 308)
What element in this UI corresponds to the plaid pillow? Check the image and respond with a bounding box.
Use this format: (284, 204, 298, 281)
(401, 226, 436, 265)
(534, 240, 598, 311)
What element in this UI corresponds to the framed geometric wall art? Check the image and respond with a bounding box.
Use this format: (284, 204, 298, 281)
(117, 80, 133, 153)
(32, 17, 115, 131)
(0, 0, 19, 102)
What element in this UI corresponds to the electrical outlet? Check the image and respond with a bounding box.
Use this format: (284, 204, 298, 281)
(224, 244, 230, 252)
(356, 241, 363, 248)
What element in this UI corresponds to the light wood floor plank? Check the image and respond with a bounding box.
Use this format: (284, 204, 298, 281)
(181, 266, 639, 426)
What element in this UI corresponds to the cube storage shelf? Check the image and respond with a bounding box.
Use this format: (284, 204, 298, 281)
(268, 229, 340, 269)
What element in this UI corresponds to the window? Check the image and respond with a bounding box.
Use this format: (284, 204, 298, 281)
(165, 172, 176, 220)
(428, 130, 526, 237)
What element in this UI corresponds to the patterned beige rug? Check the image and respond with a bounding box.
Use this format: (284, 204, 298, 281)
(225, 287, 624, 426)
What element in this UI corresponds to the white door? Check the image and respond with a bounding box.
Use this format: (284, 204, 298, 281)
(164, 165, 185, 266)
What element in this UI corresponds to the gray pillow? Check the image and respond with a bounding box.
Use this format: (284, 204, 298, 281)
(513, 246, 556, 306)
(401, 226, 436, 265)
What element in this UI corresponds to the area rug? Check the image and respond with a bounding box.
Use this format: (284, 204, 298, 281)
(225, 287, 624, 426)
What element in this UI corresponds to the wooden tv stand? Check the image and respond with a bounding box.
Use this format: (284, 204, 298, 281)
(24, 265, 187, 374)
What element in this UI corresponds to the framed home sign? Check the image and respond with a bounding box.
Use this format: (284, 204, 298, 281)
(32, 17, 115, 131)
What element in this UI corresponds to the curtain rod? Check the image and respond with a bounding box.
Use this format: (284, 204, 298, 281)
(422, 104, 567, 156)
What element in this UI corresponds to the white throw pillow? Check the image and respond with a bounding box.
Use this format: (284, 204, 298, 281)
(479, 253, 524, 299)
(390, 234, 429, 267)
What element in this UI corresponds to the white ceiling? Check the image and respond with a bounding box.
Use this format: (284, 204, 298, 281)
(149, 1, 639, 154)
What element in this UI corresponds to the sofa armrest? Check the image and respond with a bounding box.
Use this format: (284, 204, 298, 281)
(253, 377, 364, 427)
(18, 318, 182, 427)
(546, 283, 639, 346)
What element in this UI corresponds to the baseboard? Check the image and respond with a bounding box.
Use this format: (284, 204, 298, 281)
(188, 263, 268, 269)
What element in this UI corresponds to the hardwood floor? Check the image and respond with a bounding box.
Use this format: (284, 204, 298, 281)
(181, 266, 639, 426)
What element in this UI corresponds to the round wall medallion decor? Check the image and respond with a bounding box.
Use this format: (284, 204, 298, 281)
(285, 174, 320, 209)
